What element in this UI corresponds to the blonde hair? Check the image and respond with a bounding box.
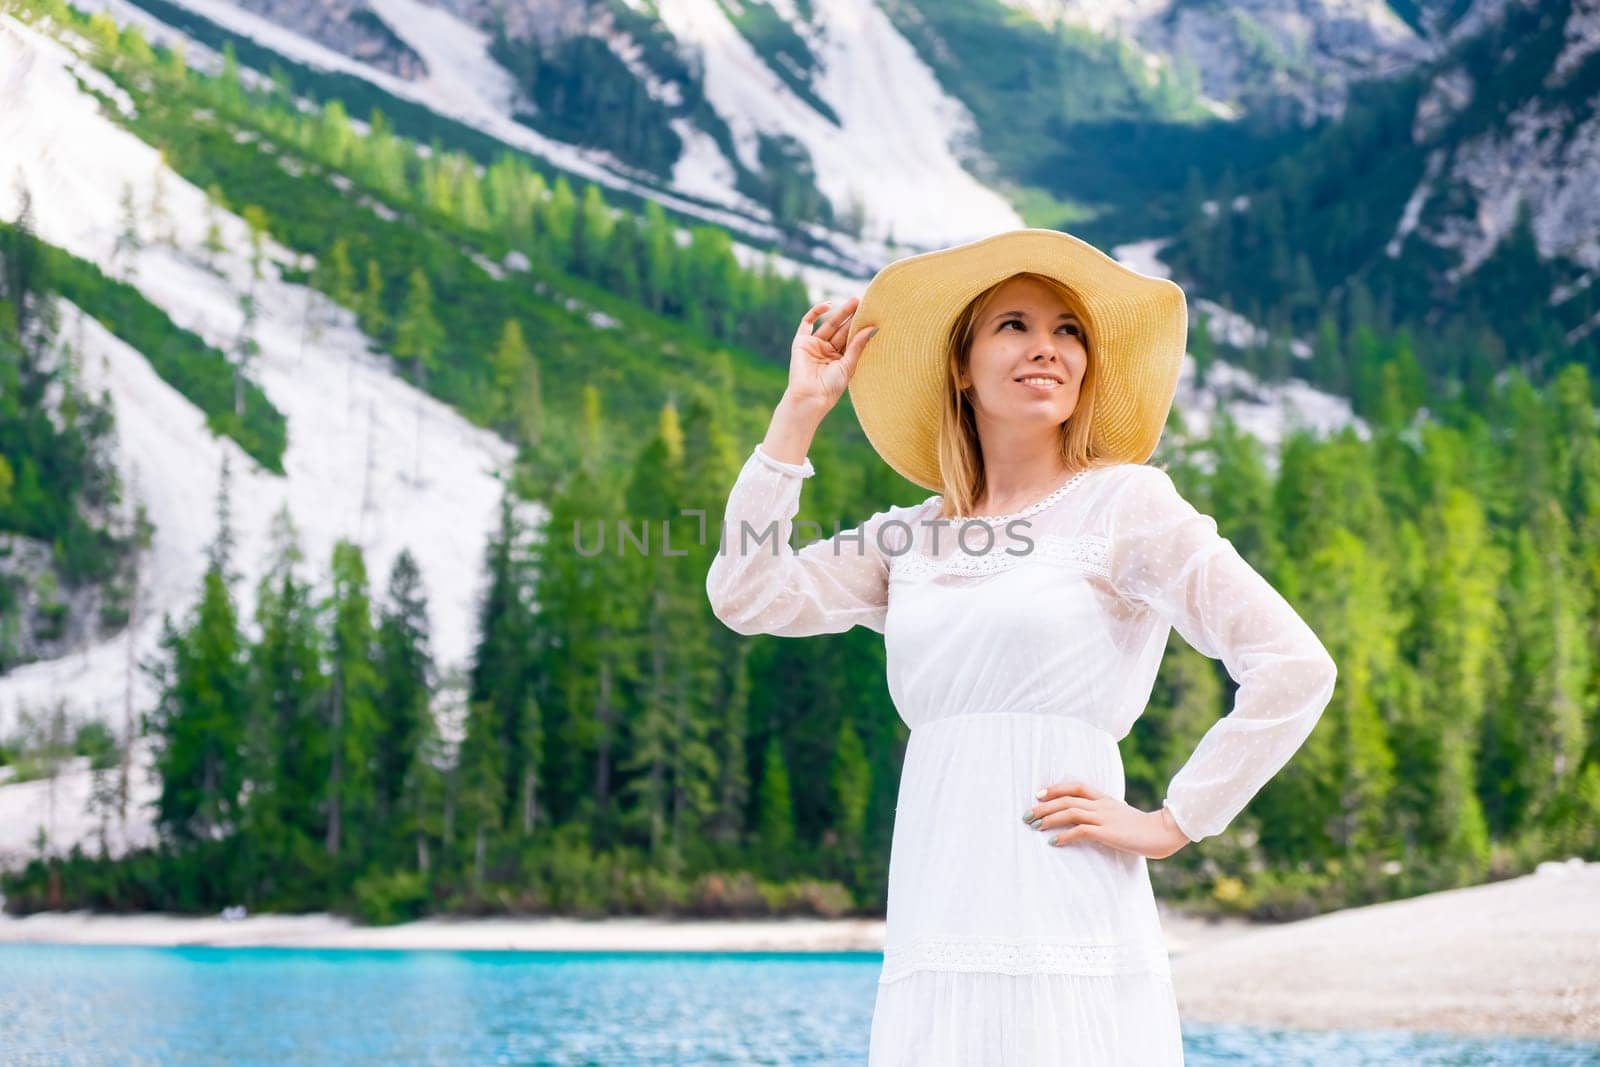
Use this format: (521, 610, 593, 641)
(934, 271, 1124, 520)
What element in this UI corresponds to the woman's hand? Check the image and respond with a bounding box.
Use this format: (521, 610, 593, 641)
(1022, 780, 1191, 860)
(785, 296, 877, 415)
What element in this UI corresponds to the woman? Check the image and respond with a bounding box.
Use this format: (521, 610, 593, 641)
(704, 228, 1338, 1065)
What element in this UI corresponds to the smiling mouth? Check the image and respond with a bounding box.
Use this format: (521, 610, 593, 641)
(1015, 375, 1064, 392)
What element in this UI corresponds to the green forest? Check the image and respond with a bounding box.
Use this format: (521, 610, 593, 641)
(0, 198, 146, 671)
(2, 0, 1599, 927)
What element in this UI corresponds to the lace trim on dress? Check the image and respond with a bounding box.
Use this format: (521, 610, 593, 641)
(878, 934, 1174, 984)
(892, 533, 1111, 583)
(942, 467, 1095, 524)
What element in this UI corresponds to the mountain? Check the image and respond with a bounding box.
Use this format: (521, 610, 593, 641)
(1154, 0, 1600, 401)
(88, 0, 1443, 249)
(88, 0, 1595, 346)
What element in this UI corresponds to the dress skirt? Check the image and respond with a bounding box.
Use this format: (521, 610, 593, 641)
(866, 711, 1186, 1066)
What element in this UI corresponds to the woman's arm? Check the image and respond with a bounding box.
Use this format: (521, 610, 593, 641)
(1106, 464, 1339, 843)
(706, 296, 889, 637)
(705, 396, 906, 637)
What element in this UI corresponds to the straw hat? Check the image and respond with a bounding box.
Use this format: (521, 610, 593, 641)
(843, 228, 1189, 493)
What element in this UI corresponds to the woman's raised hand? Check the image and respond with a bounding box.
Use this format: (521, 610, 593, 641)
(785, 296, 877, 415)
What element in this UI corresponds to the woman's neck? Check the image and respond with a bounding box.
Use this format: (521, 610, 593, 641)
(972, 462, 1077, 517)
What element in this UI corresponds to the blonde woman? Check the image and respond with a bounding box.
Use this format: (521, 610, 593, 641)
(705, 228, 1338, 1065)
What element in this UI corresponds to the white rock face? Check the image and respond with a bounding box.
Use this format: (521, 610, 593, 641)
(228, 0, 428, 78)
(651, 0, 1023, 249)
(0, 14, 517, 745)
(1427, 95, 1600, 279)
(1002, 0, 1432, 123)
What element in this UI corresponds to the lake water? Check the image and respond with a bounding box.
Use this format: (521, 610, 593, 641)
(1, 944, 1595, 1065)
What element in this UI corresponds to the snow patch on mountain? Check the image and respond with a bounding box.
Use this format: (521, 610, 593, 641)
(363, 0, 512, 116)
(1111, 239, 1363, 458)
(1171, 359, 1367, 465)
(652, 0, 1023, 249)
(0, 739, 160, 870)
(1387, 148, 1445, 258)
(0, 15, 517, 742)
(126, 0, 801, 242)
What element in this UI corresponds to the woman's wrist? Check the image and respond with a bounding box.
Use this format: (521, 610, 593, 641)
(1157, 806, 1192, 851)
(764, 393, 828, 466)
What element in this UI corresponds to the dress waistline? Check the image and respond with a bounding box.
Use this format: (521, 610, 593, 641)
(913, 710, 1118, 745)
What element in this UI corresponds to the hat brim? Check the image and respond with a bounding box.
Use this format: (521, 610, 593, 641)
(845, 228, 1188, 492)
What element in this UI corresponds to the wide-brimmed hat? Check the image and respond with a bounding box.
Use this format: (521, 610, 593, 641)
(843, 228, 1188, 493)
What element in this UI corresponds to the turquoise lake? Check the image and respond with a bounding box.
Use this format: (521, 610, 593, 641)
(1, 944, 1596, 1065)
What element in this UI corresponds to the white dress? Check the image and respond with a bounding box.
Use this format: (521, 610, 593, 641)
(705, 443, 1339, 1066)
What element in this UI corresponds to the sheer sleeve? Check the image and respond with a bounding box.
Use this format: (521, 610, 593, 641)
(705, 443, 908, 638)
(1106, 464, 1338, 843)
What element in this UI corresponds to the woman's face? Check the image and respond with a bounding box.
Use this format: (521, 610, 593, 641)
(959, 275, 1087, 430)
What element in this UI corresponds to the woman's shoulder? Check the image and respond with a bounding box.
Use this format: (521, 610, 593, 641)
(1088, 460, 1179, 498)
(1068, 462, 1186, 538)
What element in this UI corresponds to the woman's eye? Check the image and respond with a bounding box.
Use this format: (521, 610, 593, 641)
(1060, 323, 1082, 337)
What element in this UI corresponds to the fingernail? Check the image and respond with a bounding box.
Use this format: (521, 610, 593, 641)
(1049, 835, 1062, 846)
(1020, 810, 1036, 824)
(1035, 789, 1047, 799)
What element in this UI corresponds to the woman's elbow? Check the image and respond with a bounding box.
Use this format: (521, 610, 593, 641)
(1307, 645, 1338, 700)
(705, 573, 767, 636)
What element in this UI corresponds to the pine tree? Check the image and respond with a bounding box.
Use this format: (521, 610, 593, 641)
(457, 157, 490, 231)
(610, 402, 719, 865)
(146, 471, 249, 849)
(1190, 311, 1215, 390)
(314, 99, 353, 168)
(149, 159, 174, 247)
(829, 717, 870, 856)
(315, 238, 358, 309)
(360, 259, 386, 337)
(454, 698, 505, 892)
(399, 699, 448, 875)
(527, 390, 641, 842)
(323, 540, 382, 868)
(572, 183, 614, 277)
(232, 290, 260, 419)
(241, 205, 269, 282)
(245, 506, 329, 899)
(468, 485, 538, 835)
(375, 549, 434, 838)
(544, 177, 576, 263)
(756, 735, 796, 864)
(1410, 487, 1504, 880)
(161, 38, 187, 82)
(393, 268, 444, 483)
(202, 186, 226, 270)
(639, 202, 676, 315)
(681, 390, 750, 848)
(112, 182, 141, 282)
(516, 342, 544, 447)
(488, 318, 530, 428)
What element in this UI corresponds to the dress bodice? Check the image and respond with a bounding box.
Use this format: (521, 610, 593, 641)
(880, 464, 1164, 740)
(705, 442, 1338, 843)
